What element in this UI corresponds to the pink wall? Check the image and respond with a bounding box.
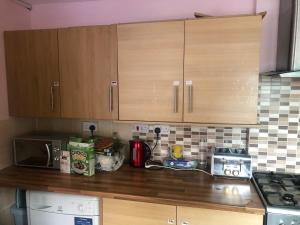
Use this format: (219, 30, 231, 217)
(257, 0, 280, 72)
(30, 0, 257, 28)
(0, 0, 31, 120)
(30, 0, 280, 73)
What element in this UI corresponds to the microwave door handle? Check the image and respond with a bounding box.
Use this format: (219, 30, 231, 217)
(45, 144, 51, 167)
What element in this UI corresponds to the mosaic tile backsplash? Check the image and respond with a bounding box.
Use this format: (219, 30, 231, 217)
(249, 76, 300, 173)
(132, 76, 300, 173)
(133, 126, 248, 161)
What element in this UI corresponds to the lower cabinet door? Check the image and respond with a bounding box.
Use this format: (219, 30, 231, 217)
(103, 198, 176, 225)
(177, 206, 263, 225)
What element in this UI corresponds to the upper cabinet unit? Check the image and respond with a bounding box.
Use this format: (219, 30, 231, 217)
(184, 16, 261, 124)
(5, 25, 118, 120)
(59, 25, 118, 120)
(5, 15, 262, 124)
(118, 15, 261, 124)
(118, 21, 184, 122)
(5, 29, 60, 118)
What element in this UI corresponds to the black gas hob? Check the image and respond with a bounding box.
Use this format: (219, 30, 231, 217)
(253, 172, 300, 225)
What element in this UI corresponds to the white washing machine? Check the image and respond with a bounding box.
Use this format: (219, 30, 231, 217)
(26, 191, 100, 225)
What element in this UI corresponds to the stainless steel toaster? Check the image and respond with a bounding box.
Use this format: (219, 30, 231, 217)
(211, 148, 252, 179)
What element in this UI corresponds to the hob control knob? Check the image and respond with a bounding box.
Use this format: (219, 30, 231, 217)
(232, 170, 240, 176)
(224, 169, 231, 176)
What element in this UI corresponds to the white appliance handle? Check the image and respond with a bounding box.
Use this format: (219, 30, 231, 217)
(31, 205, 52, 210)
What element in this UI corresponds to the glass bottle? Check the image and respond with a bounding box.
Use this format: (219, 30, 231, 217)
(198, 138, 207, 169)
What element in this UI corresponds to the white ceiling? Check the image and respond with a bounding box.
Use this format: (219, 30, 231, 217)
(25, 0, 99, 5)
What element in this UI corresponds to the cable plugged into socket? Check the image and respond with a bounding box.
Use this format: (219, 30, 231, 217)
(154, 127, 161, 140)
(89, 125, 96, 137)
(145, 127, 164, 169)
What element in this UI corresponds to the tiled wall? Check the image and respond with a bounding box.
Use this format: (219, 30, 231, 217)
(249, 76, 300, 173)
(132, 126, 248, 161)
(35, 77, 300, 173)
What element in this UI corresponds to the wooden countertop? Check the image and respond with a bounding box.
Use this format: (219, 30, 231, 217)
(0, 165, 264, 215)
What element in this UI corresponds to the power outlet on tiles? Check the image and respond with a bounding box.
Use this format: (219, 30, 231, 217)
(133, 124, 149, 133)
(150, 125, 170, 135)
(160, 125, 170, 134)
(82, 121, 98, 132)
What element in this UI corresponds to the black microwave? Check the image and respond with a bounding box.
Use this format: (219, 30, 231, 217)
(13, 133, 69, 169)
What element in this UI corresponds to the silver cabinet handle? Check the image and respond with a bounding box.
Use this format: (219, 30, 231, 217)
(109, 85, 113, 112)
(50, 81, 59, 112)
(181, 222, 189, 225)
(45, 144, 51, 167)
(109, 81, 117, 113)
(167, 218, 175, 224)
(173, 85, 178, 113)
(188, 84, 193, 113)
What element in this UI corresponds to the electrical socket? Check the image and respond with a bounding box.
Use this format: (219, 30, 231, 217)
(151, 125, 170, 135)
(133, 124, 149, 133)
(160, 125, 170, 134)
(82, 121, 98, 132)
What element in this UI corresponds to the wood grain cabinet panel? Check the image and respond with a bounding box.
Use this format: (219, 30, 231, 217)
(177, 206, 263, 225)
(184, 16, 261, 124)
(118, 21, 184, 122)
(103, 198, 176, 225)
(59, 25, 118, 119)
(4, 30, 60, 117)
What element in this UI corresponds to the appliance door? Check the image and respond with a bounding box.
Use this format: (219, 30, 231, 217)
(29, 209, 99, 225)
(267, 212, 300, 225)
(14, 139, 53, 168)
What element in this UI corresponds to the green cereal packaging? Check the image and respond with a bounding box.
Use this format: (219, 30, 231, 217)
(68, 139, 95, 176)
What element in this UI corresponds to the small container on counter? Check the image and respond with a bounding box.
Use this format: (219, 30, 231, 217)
(60, 151, 70, 174)
(68, 138, 95, 176)
(198, 138, 208, 169)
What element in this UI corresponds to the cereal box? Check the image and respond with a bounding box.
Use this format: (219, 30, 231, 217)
(68, 140, 95, 176)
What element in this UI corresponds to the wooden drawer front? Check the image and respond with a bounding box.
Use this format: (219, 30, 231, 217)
(103, 198, 176, 225)
(177, 206, 263, 225)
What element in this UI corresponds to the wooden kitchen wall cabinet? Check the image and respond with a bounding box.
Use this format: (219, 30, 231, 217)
(184, 16, 261, 124)
(177, 206, 263, 225)
(118, 21, 184, 122)
(5, 30, 60, 117)
(59, 25, 118, 119)
(103, 198, 176, 225)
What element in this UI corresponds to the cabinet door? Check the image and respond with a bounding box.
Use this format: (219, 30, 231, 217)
(184, 16, 261, 124)
(118, 21, 184, 122)
(103, 198, 176, 225)
(177, 206, 263, 225)
(59, 25, 118, 119)
(5, 30, 60, 117)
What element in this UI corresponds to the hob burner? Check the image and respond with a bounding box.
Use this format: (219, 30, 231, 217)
(282, 193, 297, 206)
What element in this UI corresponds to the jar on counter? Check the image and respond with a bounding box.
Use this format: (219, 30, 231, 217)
(198, 138, 207, 169)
